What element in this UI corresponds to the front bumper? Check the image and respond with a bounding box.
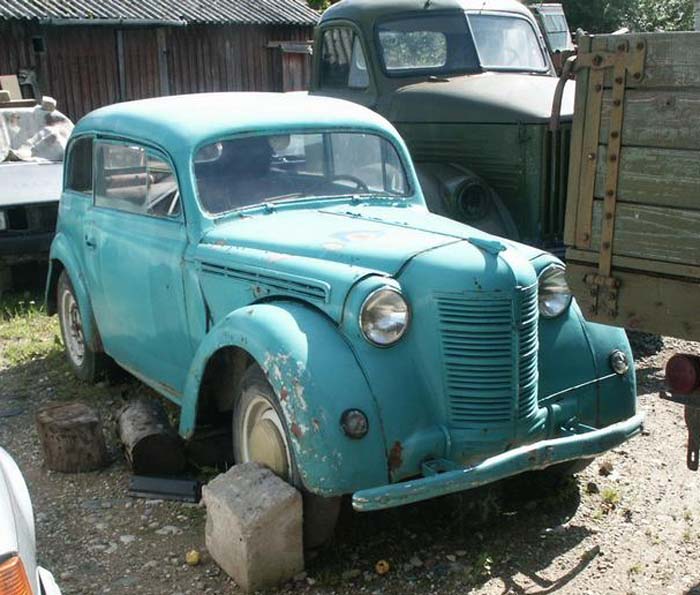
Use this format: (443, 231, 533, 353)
(352, 413, 644, 512)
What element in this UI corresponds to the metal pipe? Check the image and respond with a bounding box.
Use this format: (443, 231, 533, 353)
(695, 0, 700, 31)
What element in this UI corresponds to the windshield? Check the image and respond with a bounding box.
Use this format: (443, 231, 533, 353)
(194, 132, 410, 215)
(377, 14, 479, 75)
(537, 10, 575, 53)
(470, 14, 548, 70)
(376, 12, 548, 76)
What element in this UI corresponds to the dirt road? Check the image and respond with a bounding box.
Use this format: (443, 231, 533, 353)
(1, 298, 699, 595)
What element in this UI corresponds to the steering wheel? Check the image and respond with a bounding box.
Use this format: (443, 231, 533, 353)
(323, 174, 370, 193)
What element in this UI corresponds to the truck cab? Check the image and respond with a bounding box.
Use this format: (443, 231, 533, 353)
(311, 0, 576, 252)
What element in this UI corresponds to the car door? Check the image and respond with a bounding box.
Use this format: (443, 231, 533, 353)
(83, 138, 192, 397)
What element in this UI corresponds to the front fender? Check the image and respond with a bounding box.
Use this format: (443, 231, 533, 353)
(46, 233, 99, 351)
(182, 302, 389, 496)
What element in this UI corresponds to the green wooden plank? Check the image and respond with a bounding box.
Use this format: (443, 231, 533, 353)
(594, 145, 700, 210)
(600, 32, 700, 89)
(590, 199, 700, 266)
(600, 89, 700, 151)
(568, 262, 700, 341)
(567, 248, 700, 281)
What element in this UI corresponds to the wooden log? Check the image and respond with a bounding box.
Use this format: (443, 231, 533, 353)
(117, 399, 185, 475)
(36, 402, 108, 473)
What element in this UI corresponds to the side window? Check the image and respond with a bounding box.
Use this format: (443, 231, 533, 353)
(66, 137, 93, 194)
(95, 141, 181, 218)
(320, 27, 369, 90)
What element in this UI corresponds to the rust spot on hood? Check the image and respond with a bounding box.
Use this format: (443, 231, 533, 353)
(388, 441, 403, 472)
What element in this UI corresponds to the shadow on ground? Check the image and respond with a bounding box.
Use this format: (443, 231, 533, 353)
(307, 471, 592, 592)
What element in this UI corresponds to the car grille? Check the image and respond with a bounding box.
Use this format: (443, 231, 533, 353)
(542, 123, 571, 246)
(436, 284, 539, 428)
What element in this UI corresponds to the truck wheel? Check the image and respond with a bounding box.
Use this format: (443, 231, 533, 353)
(233, 363, 341, 548)
(57, 271, 104, 383)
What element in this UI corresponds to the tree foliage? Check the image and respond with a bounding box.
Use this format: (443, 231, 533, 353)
(306, 0, 330, 11)
(532, 0, 695, 33)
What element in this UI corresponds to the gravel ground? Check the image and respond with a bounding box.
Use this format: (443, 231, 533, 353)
(1, 296, 700, 595)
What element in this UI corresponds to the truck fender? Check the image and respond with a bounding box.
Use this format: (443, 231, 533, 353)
(181, 301, 389, 496)
(46, 234, 100, 351)
(416, 162, 520, 241)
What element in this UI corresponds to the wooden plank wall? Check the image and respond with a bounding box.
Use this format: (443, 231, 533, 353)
(0, 21, 313, 122)
(566, 32, 700, 275)
(167, 25, 311, 95)
(565, 32, 700, 340)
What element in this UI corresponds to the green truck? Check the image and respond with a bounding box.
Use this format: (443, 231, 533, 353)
(311, 0, 575, 252)
(563, 31, 700, 468)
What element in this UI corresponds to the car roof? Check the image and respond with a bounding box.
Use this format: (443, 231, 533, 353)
(321, 0, 534, 24)
(73, 93, 400, 154)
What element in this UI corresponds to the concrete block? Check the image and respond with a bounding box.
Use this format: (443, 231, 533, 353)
(202, 462, 304, 592)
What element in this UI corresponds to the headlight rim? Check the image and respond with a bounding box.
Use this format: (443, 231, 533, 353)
(359, 286, 411, 348)
(537, 263, 573, 319)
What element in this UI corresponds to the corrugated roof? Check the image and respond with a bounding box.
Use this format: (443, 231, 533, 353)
(0, 0, 320, 26)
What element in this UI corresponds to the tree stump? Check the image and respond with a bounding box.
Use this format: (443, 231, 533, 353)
(36, 402, 108, 473)
(117, 399, 185, 475)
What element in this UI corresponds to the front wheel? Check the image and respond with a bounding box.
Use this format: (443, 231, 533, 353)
(233, 364, 340, 548)
(57, 271, 105, 383)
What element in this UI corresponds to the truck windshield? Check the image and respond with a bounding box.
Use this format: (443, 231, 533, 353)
(376, 12, 548, 76)
(194, 132, 410, 215)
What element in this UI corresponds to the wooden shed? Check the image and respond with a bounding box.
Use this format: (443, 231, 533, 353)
(0, 0, 319, 121)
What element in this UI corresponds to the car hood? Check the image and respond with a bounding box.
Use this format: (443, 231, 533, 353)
(198, 202, 546, 321)
(387, 72, 575, 125)
(0, 161, 63, 207)
(203, 204, 461, 276)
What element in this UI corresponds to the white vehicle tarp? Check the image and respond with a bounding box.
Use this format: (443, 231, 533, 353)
(0, 99, 73, 163)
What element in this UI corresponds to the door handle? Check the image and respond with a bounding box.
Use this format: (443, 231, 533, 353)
(85, 235, 97, 249)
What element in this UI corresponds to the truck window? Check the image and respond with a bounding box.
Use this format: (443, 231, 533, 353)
(95, 141, 180, 218)
(320, 28, 369, 90)
(469, 14, 548, 70)
(66, 136, 93, 194)
(377, 14, 480, 75)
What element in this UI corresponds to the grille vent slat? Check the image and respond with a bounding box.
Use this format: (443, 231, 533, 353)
(436, 286, 539, 428)
(201, 262, 329, 302)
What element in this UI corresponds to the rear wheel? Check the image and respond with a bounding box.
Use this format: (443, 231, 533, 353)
(233, 364, 341, 548)
(57, 271, 105, 383)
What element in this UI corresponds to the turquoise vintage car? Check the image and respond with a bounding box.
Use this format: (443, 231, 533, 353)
(47, 93, 642, 543)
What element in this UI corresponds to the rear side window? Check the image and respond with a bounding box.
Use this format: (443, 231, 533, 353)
(320, 27, 369, 90)
(95, 141, 181, 218)
(66, 136, 93, 194)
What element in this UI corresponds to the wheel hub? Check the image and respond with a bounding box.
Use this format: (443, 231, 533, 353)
(248, 418, 289, 478)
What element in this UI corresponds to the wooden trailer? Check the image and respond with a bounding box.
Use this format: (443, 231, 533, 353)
(565, 31, 700, 342)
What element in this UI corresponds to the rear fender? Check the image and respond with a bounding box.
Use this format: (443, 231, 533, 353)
(47, 233, 100, 351)
(182, 301, 389, 496)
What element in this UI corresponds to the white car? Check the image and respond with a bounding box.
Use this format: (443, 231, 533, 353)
(0, 447, 60, 594)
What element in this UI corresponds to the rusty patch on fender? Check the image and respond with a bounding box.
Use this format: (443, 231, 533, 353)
(291, 422, 304, 439)
(388, 441, 403, 471)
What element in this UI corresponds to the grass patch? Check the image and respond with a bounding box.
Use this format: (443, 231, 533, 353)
(0, 294, 62, 368)
(601, 487, 620, 506)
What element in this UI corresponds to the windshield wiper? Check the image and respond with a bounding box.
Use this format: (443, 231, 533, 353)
(264, 192, 305, 203)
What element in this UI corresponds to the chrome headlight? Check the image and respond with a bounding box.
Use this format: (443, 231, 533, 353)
(538, 264, 572, 319)
(360, 288, 409, 347)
